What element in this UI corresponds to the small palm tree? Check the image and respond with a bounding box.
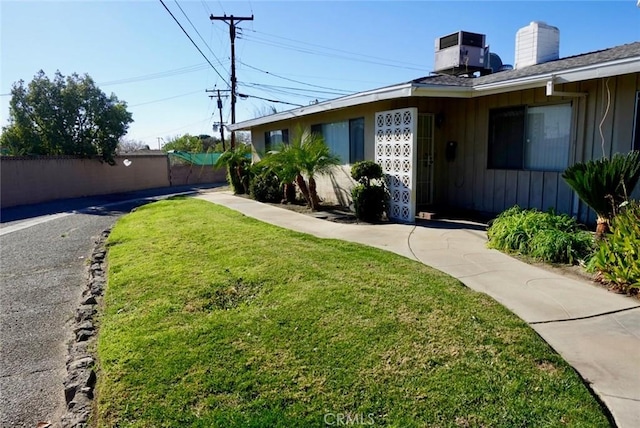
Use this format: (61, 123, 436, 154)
(215, 144, 252, 194)
(260, 143, 299, 203)
(562, 151, 640, 238)
(292, 128, 341, 210)
(262, 127, 340, 210)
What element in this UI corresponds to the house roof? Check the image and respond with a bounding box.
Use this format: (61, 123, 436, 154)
(412, 42, 640, 87)
(229, 41, 640, 131)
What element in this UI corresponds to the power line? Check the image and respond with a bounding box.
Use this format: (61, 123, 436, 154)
(173, 0, 228, 71)
(138, 115, 214, 140)
(240, 34, 425, 72)
(200, 0, 212, 15)
(240, 82, 348, 97)
(240, 84, 330, 105)
(158, 0, 230, 86)
(247, 28, 426, 69)
(98, 63, 213, 87)
(243, 83, 333, 105)
(238, 61, 353, 94)
(237, 92, 303, 107)
(129, 89, 207, 107)
(243, 67, 390, 86)
(216, 0, 226, 15)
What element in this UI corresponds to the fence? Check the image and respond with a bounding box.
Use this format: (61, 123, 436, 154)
(0, 154, 226, 208)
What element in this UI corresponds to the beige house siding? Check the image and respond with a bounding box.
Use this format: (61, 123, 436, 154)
(249, 72, 640, 222)
(250, 100, 400, 205)
(435, 74, 640, 223)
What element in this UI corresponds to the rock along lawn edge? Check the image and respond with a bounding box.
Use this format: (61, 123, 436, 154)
(60, 228, 110, 428)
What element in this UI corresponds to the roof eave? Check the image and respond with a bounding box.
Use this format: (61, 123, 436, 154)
(472, 56, 640, 96)
(553, 56, 640, 83)
(412, 84, 472, 98)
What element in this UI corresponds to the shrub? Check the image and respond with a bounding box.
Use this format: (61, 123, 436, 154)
(352, 184, 387, 222)
(487, 206, 594, 264)
(351, 160, 383, 186)
(249, 169, 282, 203)
(350, 160, 387, 222)
(589, 200, 640, 293)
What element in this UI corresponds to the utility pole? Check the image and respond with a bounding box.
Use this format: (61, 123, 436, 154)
(209, 13, 253, 149)
(206, 89, 229, 151)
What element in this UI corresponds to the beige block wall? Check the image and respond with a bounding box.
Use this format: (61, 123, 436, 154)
(0, 155, 226, 208)
(169, 164, 227, 187)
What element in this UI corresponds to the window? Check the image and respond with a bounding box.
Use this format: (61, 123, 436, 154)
(311, 117, 364, 164)
(264, 129, 288, 152)
(488, 104, 572, 171)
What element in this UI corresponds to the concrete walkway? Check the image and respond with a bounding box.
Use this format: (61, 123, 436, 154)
(198, 191, 640, 427)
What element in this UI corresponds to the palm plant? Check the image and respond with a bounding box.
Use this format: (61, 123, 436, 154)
(262, 127, 340, 210)
(260, 144, 299, 204)
(562, 151, 640, 238)
(215, 143, 252, 194)
(294, 129, 341, 210)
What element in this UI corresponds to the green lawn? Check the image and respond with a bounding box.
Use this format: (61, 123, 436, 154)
(96, 198, 610, 427)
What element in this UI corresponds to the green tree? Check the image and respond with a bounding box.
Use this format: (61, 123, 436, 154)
(161, 134, 203, 152)
(197, 134, 223, 152)
(0, 70, 132, 164)
(562, 151, 640, 238)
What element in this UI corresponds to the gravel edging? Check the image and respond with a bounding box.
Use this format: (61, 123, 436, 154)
(61, 228, 111, 427)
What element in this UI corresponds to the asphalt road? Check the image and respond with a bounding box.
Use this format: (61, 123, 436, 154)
(0, 185, 220, 427)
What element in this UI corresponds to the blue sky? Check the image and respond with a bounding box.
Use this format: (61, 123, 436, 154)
(1, 1, 639, 149)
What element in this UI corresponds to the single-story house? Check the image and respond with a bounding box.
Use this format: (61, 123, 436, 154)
(229, 24, 640, 224)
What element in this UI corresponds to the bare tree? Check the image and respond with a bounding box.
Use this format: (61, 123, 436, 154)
(118, 137, 150, 153)
(252, 104, 278, 119)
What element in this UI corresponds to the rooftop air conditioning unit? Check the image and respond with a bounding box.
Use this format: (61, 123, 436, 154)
(434, 31, 489, 76)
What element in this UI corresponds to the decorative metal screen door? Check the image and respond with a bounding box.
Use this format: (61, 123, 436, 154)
(417, 114, 435, 206)
(374, 108, 418, 222)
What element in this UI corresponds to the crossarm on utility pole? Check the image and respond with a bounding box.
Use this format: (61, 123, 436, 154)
(206, 88, 229, 151)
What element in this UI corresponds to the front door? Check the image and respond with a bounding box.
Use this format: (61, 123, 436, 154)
(416, 114, 435, 206)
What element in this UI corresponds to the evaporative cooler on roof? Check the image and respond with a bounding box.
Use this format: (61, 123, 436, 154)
(434, 31, 490, 76)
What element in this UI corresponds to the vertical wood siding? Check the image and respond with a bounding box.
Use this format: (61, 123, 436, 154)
(432, 73, 640, 224)
(247, 72, 639, 223)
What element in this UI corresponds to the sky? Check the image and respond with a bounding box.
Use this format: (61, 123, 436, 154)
(1, 0, 639, 149)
